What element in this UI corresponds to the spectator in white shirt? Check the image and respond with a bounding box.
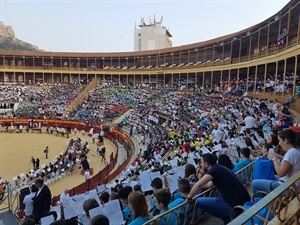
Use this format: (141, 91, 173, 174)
(23, 184, 38, 217)
(59, 189, 71, 204)
(212, 126, 224, 144)
(244, 112, 256, 130)
(84, 169, 91, 181)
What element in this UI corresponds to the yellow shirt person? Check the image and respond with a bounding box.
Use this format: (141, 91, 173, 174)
(169, 130, 175, 139)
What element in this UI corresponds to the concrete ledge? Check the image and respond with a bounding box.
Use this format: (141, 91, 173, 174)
(289, 108, 300, 121)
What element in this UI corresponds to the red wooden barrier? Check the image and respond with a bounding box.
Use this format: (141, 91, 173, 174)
(49, 126, 135, 204)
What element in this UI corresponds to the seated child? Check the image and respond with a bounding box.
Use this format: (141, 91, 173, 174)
(154, 189, 177, 225)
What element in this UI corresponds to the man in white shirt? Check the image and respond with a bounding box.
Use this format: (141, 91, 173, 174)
(84, 169, 91, 181)
(212, 126, 224, 144)
(244, 112, 256, 130)
(89, 127, 94, 137)
(154, 151, 162, 163)
(23, 184, 38, 217)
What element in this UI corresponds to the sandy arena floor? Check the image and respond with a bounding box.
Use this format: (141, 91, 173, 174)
(0, 132, 116, 196)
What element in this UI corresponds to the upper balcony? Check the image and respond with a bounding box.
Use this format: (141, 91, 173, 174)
(0, 0, 299, 73)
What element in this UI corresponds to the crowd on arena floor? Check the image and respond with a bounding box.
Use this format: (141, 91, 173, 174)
(10, 136, 96, 191)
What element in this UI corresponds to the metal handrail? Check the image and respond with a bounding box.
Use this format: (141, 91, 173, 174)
(228, 171, 300, 225)
(144, 161, 255, 225)
(0, 182, 20, 218)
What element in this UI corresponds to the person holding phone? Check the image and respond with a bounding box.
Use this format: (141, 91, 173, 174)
(252, 128, 300, 194)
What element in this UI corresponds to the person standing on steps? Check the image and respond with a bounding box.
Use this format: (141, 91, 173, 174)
(23, 184, 38, 217)
(44, 146, 49, 159)
(31, 177, 52, 224)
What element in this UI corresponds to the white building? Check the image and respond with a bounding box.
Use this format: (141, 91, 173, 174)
(134, 16, 172, 51)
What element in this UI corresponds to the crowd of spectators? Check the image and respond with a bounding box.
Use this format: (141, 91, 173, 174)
(1, 78, 300, 225)
(69, 84, 156, 124)
(20, 90, 300, 223)
(217, 72, 299, 95)
(0, 81, 84, 119)
(0, 72, 299, 121)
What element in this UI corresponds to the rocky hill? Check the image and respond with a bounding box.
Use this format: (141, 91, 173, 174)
(0, 21, 41, 51)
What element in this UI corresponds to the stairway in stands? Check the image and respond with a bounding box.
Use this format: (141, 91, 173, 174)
(0, 211, 19, 225)
(64, 78, 99, 118)
(0, 183, 19, 225)
(112, 109, 134, 124)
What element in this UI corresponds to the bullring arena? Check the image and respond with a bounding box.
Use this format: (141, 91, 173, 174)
(0, 1, 300, 225)
(0, 130, 116, 196)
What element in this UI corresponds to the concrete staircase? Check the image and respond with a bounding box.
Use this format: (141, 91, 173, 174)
(64, 78, 99, 117)
(0, 211, 19, 225)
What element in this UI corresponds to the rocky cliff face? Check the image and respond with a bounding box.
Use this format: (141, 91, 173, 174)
(0, 21, 41, 51)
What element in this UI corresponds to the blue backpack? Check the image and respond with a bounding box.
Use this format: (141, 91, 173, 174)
(243, 197, 274, 225)
(253, 157, 275, 180)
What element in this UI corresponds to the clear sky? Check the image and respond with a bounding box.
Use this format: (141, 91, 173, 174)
(0, 0, 290, 53)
